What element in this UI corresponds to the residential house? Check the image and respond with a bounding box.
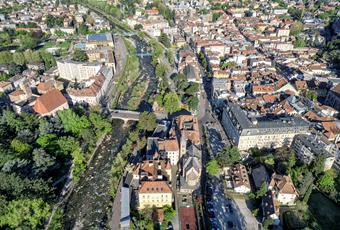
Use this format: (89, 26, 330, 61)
(292, 134, 336, 171)
(157, 137, 180, 165)
(268, 174, 298, 205)
(33, 89, 69, 116)
(138, 181, 172, 209)
(176, 115, 200, 157)
(230, 164, 251, 193)
(251, 164, 270, 190)
(326, 84, 340, 112)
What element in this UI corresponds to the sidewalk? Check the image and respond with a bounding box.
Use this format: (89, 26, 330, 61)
(233, 198, 260, 230)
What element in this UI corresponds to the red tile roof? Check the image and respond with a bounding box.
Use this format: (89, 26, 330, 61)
(139, 181, 172, 193)
(33, 89, 67, 115)
(179, 208, 197, 230)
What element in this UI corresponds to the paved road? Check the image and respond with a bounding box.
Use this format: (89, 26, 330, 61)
(206, 177, 242, 230)
(233, 198, 259, 230)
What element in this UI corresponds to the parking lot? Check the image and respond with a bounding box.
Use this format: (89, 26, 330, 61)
(207, 126, 225, 156)
(206, 120, 230, 156)
(205, 177, 243, 230)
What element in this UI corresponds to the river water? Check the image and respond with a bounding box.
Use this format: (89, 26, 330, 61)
(62, 120, 130, 229)
(61, 34, 157, 229)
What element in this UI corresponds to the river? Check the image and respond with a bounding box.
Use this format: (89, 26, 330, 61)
(62, 120, 130, 229)
(61, 32, 157, 230)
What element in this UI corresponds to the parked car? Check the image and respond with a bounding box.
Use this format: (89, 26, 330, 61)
(227, 221, 234, 228)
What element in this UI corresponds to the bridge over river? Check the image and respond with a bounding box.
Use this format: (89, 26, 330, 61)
(110, 109, 167, 124)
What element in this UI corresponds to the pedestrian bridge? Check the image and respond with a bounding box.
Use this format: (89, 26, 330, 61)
(136, 52, 152, 57)
(110, 109, 167, 125)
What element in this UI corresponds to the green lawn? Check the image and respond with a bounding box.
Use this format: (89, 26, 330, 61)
(308, 191, 340, 230)
(40, 41, 71, 56)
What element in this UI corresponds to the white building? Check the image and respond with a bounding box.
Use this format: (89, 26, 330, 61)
(268, 174, 298, 205)
(158, 138, 180, 166)
(57, 60, 102, 82)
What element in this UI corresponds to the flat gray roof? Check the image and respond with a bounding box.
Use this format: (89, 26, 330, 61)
(225, 102, 309, 131)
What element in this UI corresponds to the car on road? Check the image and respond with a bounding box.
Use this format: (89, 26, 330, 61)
(208, 211, 216, 218)
(167, 222, 173, 230)
(227, 221, 234, 228)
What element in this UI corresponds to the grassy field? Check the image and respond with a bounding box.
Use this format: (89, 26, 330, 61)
(40, 41, 71, 56)
(308, 191, 340, 230)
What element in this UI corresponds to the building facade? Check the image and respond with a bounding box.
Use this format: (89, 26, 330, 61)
(138, 181, 173, 209)
(57, 60, 102, 82)
(221, 102, 310, 151)
(268, 174, 298, 205)
(292, 134, 336, 171)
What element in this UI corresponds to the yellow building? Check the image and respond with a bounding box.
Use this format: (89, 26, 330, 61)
(138, 181, 172, 209)
(86, 33, 114, 49)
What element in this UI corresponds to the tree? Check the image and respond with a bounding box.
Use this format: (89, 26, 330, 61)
(294, 36, 306, 48)
(56, 136, 80, 156)
(287, 153, 296, 173)
(256, 182, 268, 198)
(36, 134, 57, 148)
(86, 15, 95, 25)
(0, 72, 10, 81)
(212, 13, 222, 22)
(264, 156, 275, 168)
(216, 146, 241, 167)
(198, 51, 208, 70)
(18, 33, 38, 50)
(288, 7, 303, 21)
(163, 205, 176, 227)
(134, 24, 143, 30)
(306, 90, 317, 101)
(13, 52, 26, 65)
(58, 109, 90, 137)
(163, 92, 180, 114)
(32, 148, 56, 173)
(138, 112, 157, 132)
(0, 198, 50, 229)
(72, 49, 88, 62)
(89, 112, 112, 138)
(221, 61, 237, 70)
(8, 63, 23, 76)
(0, 32, 11, 46)
(166, 49, 174, 64)
(71, 149, 86, 181)
(39, 51, 56, 69)
(206, 159, 220, 176)
(45, 15, 64, 28)
(187, 96, 199, 111)
(159, 32, 171, 48)
(78, 23, 89, 35)
(10, 139, 32, 155)
(317, 172, 335, 193)
(24, 50, 41, 63)
(155, 63, 168, 78)
(311, 156, 325, 176)
(290, 21, 303, 36)
(184, 82, 199, 95)
(0, 51, 13, 64)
